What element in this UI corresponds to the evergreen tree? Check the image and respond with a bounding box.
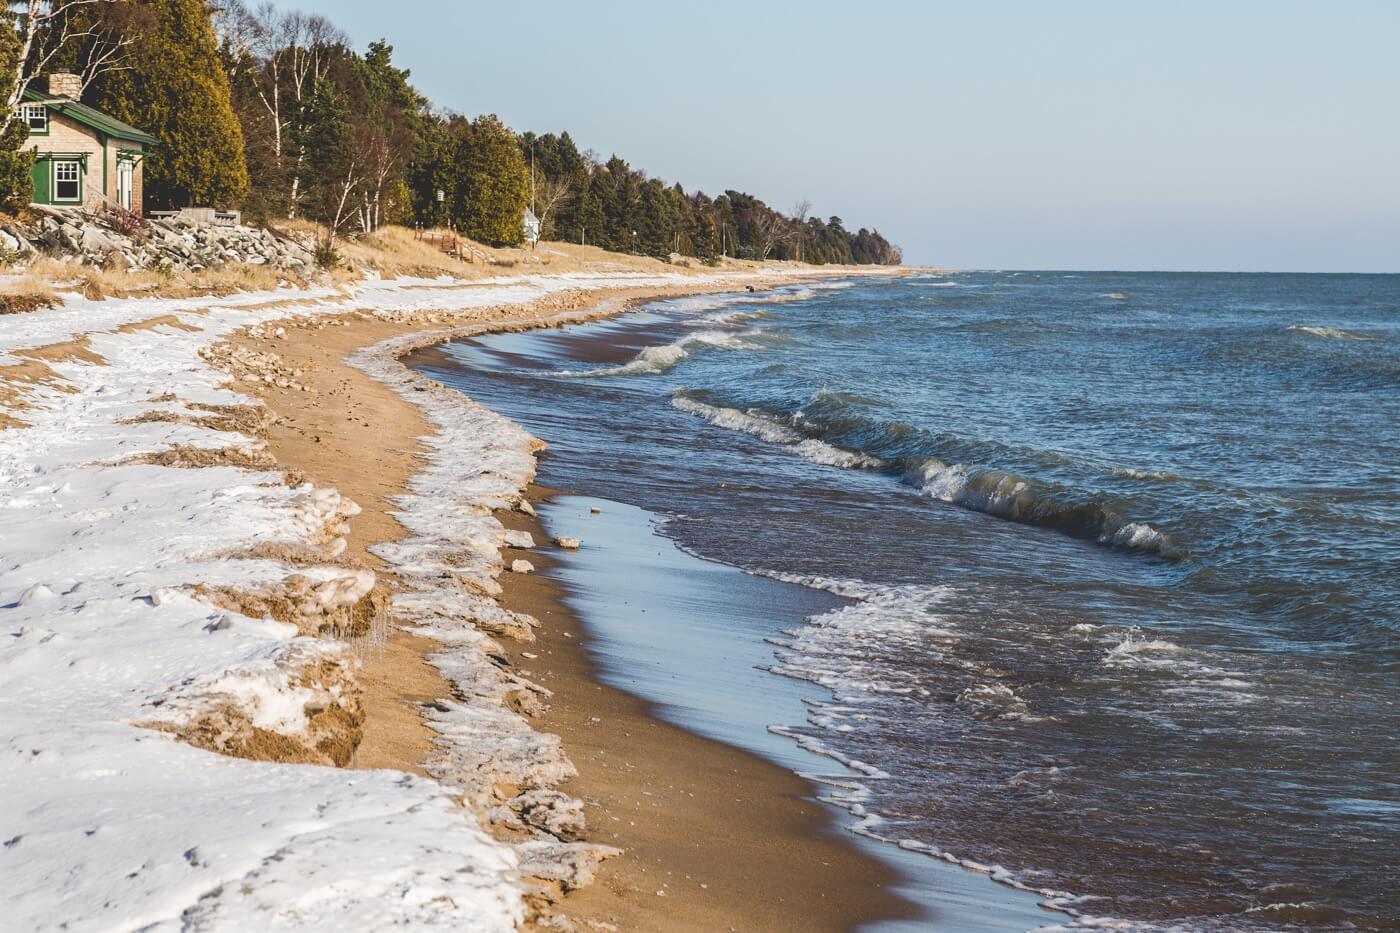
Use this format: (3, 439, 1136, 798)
(689, 193, 717, 262)
(571, 172, 606, 247)
(409, 114, 454, 228)
(0, 23, 34, 214)
(452, 114, 527, 246)
(297, 78, 354, 223)
(90, 0, 249, 209)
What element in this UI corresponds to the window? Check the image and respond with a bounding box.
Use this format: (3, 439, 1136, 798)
(53, 160, 80, 202)
(20, 103, 47, 132)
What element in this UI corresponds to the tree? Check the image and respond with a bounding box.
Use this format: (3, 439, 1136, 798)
(88, 0, 249, 209)
(570, 170, 604, 246)
(351, 41, 420, 232)
(3, 1, 135, 126)
(408, 112, 453, 228)
(452, 113, 526, 246)
(0, 20, 33, 212)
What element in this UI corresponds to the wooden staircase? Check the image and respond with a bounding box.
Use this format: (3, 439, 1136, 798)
(418, 229, 496, 265)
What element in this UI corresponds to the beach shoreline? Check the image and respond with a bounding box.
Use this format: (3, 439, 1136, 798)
(222, 270, 921, 930)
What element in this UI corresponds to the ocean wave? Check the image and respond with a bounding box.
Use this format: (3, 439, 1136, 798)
(1102, 292, 1130, 300)
(1287, 325, 1376, 341)
(1111, 467, 1185, 482)
(700, 308, 769, 325)
(956, 683, 1040, 721)
(1101, 630, 1256, 700)
(676, 386, 1185, 558)
(907, 459, 1182, 558)
(671, 395, 881, 469)
(552, 329, 759, 377)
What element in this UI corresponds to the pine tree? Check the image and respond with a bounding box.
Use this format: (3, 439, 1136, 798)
(571, 172, 605, 247)
(89, 0, 249, 209)
(452, 114, 527, 247)
(0, 23, 34, 214)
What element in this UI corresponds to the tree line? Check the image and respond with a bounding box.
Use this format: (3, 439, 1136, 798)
(0, 0, 901, 265)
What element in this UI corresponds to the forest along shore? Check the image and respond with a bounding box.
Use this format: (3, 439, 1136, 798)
(0, 265, 903, 931)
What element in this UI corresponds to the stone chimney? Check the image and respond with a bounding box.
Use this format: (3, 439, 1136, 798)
(46, 72, 82, 100)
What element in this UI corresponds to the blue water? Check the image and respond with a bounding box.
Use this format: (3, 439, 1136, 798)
(422, 272, 1400, 930)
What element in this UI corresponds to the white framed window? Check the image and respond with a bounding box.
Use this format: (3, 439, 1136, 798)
(20, 103, 47, 132)
(53, 160, 81, 202)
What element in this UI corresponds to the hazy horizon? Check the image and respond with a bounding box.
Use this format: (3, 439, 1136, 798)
(280, 1, 1398, 273)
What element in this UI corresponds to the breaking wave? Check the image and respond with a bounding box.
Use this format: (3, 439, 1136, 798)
(552, 329, 760, 377)
(670, 387, 1185, 558)
(1287, 325, 1375, 341)
(908, 460, 1180, 557)
(672, 395, 882, 469)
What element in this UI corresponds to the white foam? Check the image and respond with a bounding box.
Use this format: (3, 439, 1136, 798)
(1105, 522, 1168, 550)
(554, 328, 760, 377)
(671, 395, 881, 469)
(1100, 629, 1256, 701)
(1287, 325, 1375, 341)
(1111, 467, 1182, 481)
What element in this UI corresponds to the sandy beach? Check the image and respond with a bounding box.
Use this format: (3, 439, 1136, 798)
(222, 276, 916, 930)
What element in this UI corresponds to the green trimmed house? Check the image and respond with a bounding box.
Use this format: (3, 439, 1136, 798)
(18, 73, 155, 214)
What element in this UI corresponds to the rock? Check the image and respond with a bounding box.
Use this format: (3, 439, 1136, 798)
(554, 537, 580, 550)
(78, 226, 117, 252)
(517, 499, 537, 516)
(510, 559, 535, 574)
(511, 789, 587, 841)
(504, 530, 535, 549)
(589, 506, 601, 515)
(515, 841, 622, 893)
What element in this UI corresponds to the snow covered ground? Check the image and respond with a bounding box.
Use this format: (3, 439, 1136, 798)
(0, 272, 747, 930)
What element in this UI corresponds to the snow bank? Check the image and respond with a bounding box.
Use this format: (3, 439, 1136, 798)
(0, 270, 750, 929)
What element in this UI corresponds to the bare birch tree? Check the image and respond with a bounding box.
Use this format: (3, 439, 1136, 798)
(788, 199, 812, 261)
(356, 111, 413, 234)
(751, 209, 788, 261)
(530, 168, 571, 239)
(3, 0, 135, 132)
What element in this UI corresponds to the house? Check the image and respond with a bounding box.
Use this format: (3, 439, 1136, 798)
(17, 73, 155, 215)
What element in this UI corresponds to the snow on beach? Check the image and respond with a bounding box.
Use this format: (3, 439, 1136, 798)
(0, 270, 749, 929)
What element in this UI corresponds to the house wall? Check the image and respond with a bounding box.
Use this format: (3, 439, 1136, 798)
(29, 114, 106, 209)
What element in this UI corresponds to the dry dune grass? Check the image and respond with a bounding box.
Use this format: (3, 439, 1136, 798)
(0, 220, 785, 309)
(277, 220, 731, 279)
(1, 256, 297, 303)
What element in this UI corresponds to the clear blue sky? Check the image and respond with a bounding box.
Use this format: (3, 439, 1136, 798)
(283, 0, 1398, 272)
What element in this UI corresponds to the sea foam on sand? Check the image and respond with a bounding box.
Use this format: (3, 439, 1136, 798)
(0, 269, 782, 929)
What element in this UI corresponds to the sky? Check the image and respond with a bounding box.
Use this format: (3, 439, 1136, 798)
(282, 0, 1398, 272)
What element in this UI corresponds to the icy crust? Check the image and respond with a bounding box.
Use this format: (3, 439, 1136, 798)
(1, 271, 763, 930)
(352, 319, 627, 900)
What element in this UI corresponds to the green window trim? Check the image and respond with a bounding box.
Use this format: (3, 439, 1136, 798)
(51, 158, 83, 203)
(18, 102, 49, 136)
(33, 151, 90, 168)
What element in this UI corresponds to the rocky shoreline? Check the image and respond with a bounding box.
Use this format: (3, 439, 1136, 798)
(0, 205, 316, 273)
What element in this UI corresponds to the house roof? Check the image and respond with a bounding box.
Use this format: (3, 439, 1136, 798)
(22, 89, 157, 146)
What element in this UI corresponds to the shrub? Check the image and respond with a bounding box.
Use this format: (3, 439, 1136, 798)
(314, 239, 341, 270)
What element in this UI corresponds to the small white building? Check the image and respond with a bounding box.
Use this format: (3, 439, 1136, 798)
(522, 207, 541, 245)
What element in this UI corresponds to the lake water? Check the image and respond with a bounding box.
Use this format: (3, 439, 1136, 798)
(420, 272, 1400, 930)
